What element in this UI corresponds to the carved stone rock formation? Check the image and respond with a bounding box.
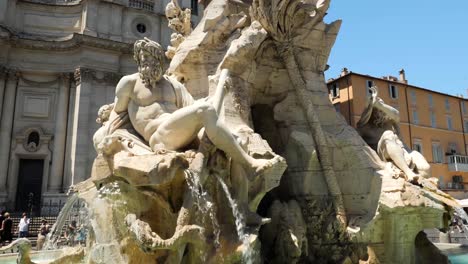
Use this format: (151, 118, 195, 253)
(165, 0, 193, 59)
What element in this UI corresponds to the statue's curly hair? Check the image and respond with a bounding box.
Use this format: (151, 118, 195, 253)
(372, 109, 391, 128)
(133, 38, 165, 66)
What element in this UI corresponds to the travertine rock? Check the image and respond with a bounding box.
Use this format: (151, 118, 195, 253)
(164, 0, 193, 59)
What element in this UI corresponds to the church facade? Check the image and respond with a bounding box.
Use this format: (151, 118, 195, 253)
(0, 0, 200, 214)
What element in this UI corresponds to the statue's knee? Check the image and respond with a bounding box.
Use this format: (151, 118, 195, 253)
(196, 102, 216, 118)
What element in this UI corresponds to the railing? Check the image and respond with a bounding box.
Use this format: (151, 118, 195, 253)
(444, 182, 465, 190)
(3, 199, 88, 240)
(21, 0, 82, 5)
(128, 0, 154, 12)
(448, 154, 468, 172)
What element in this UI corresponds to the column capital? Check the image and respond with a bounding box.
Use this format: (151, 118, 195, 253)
(74, 68, 95, 85)
(60, 72, 73, 82)
(74, 68, 121, 86)
(6, 68, 20, 80)
(0, 65, 6, 79)
(73, 68, 82, 85)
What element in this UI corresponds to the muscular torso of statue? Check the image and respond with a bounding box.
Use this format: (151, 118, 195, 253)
(109, 39, 276, 175)
(119, 73, 181, 142)
(358, 121, 396, 151)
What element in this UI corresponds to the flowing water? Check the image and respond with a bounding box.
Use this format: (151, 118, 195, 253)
(185, 169, 221, 249)
(43, 194, 80, 250)
(216, 175, 255, 264)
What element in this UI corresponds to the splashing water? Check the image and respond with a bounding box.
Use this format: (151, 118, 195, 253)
(43, 194, 80, 250)
(185, 169, 221, 249)
(454, 207, 468, 241)
(216, 175, 255, 264)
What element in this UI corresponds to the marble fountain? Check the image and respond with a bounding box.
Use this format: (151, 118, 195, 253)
(0, 0, 461, 263)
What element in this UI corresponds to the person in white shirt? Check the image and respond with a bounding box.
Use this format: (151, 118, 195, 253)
(18, 212, 30, 238)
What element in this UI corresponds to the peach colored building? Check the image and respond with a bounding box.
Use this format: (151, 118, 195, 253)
(328, 68, 468, 199)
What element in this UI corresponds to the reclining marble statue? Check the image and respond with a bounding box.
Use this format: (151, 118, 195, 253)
(357, 86, 430, 182)
(102, 38, 275, 176)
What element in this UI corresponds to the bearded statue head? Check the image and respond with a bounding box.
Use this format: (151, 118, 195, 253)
(133, 38, 165, 85)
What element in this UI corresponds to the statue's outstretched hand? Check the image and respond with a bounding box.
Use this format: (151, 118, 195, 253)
(223, 77, 232, 93)
(370, 86, 378, 104)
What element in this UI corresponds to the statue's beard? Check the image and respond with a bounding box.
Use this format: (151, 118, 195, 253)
(139, 65, 163, 87)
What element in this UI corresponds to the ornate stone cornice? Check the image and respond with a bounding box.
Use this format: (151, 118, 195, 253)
(20, 75, 60, 87)
(0, 29, 133, 53)
(74, 68, 122, 86)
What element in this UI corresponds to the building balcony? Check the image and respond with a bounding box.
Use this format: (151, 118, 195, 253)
(129, 0, 155, 12)
(441, 182, 465, 190)
(448, 154, 468, 172)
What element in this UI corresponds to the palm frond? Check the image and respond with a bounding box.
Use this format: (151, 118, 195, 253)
(252, 0, 330, 42)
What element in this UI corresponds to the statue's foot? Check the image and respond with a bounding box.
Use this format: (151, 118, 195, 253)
(251, 155, 286, 177)
(406, 172, 420, 183)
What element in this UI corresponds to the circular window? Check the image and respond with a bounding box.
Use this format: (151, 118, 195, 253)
(136, 23, 147, 34)
(131, 17, 152, 37)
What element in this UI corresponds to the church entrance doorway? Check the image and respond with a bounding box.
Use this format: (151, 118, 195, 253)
(15, 159, 44, 215)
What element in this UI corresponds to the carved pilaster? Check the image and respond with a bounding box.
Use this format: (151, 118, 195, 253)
(50, 71, 71, 192)
(0, 68, 19, 192)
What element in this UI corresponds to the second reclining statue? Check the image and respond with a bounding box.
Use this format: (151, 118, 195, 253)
(357, 86, 430, 182)
(95, 38, 278, 176)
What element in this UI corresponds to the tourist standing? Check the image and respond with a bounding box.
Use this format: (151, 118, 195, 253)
(18, 212, 30, 238)
(76, 224, 87, 246)
(0, 212, 13, 245)
(36, 219, 50, 250)
(0, 210, 5, 225)
(0, 210, 5, 242)
(66, 220, 77, 246)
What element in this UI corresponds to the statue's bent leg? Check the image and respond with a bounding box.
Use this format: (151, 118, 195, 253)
(151, 102, 262, 170)
(382, 139, 418, 181)
(149, 104, 205, 151)
(409, 150, 430, 178)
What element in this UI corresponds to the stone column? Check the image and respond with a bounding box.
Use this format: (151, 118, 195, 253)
(48, 73, 71, 192)
(0, 70, 18, 192)
(62, 80, 76, 192)
(69, 68, 93, 185)
(0, 66, 7, 121)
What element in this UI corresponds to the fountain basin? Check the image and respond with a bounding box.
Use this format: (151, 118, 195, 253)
(0, 249, 63, 264)
(437, 243, 468, 264)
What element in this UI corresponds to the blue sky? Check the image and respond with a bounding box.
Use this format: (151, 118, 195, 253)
(324, 1, 468, 97)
